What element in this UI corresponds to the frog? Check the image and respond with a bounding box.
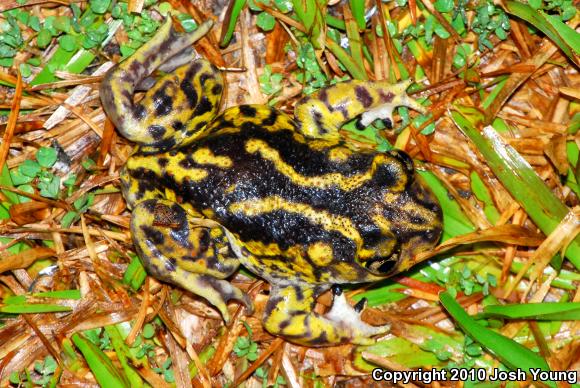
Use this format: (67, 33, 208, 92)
(100, 18, 442, 346)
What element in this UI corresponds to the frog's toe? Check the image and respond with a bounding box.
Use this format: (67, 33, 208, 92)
(325, 287, 390, 345)
(170, 271, 253, 324)
(197, 275, 254, 322)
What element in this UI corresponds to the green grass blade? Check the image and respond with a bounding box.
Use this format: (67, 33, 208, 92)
(122, 255, 147, 291)
(510, 261, 580, 290)
(351, 280, 408, 306)
(325, 38, 368, 80)
(0, 304, 72, 313)
(220, 0, 246, 47)
(104, 326, 144, 388)
(1, 164, 19, 204)
(355, 336, 443, 371)
(64, 50, 96, 74)
(325, 15, 346, 30)
(71, 333, 130, 388)
(349, 0, 366, 30)
(451, 106, 580, 270)
(293, 0, 327, 49)
(345, 6, 365, 72)
(479, 303, 580, 320)
(542, 13, 580, 54)
(440, 291, 554, 387)
(504, 1, 579, 67)
(418, 170, 476, 240)
(30, 46, 76, 86)
(32, 289, 81, 299)
(4, 289, 80, 304)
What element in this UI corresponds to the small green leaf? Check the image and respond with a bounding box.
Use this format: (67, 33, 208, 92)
(58, 34, 78, 52)
(528, 0, 542, 9)
(120, 45, 135, 57)
(158, 2, 173, 15)
(36, 147, 58, 168)
(38, 174, 60, 199)
(142, 323, 155, 339)
(28, 15, 41, 31)
(19, 63, 31, 77)
(27, 56, 41, 66)
(433, 23, 451, 38)
(36, 29, 52, 48)
(11, 169, 33, 185)
(274, 0, 292, 12)
(89, 0, 112, 14)
(163, 369, 174, 383)
(434, 0, 454, 12)
(495, 26, 507, 40)
(73, 193, 94, 211)
(256, 12, 276, 32)
(9, 371, 20, 384)
(561, 5, 576, 20)
(19, 159, 41, 178)
(61, 211, 79, 228)
(54, 15, 71, 32)
(43, 356, 57, 374)
(177, 14, 197, 32)
(16, 184, 34, 202)
(123, 255, 147, 291)
(63, 173, 77, 187)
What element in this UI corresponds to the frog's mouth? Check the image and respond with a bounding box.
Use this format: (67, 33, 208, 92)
(360, 236, 437, 277)
(360, 177, 443, 277)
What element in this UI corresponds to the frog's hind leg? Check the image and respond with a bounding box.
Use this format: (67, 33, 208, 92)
(100, 18, 223, 152)
(131, 199, 251, 323)
(294, 79, 426, 140)
(263, 283, 389, 346)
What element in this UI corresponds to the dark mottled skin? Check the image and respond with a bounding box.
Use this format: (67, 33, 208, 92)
(101, 18, 443, 346)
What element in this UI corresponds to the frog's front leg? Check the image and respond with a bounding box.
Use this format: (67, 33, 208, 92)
(100, 18, 223, 153)
(131, 199, 251, 323)
(263, 283, 389, 346)
(294, 79, 426, 139)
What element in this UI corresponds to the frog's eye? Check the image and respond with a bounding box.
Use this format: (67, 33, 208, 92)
(364, 257, 397, 274)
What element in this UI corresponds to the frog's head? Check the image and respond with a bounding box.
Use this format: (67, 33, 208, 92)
(359, 150, 443, 277)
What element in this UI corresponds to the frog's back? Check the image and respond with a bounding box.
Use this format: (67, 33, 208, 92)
(123, 104, 440, 282)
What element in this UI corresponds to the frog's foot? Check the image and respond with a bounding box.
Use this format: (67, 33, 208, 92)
(358, 79, 426, 128)
(131, 199, 252, 323)
(263, 283, 389, 346)
(325, 286, 390, 344)
(294, 78, 427, 139)
(168, 270, 252, 323)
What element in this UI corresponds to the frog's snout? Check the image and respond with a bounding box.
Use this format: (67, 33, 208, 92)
(362, 175, 442, 277)
(395, 178, 443, 271)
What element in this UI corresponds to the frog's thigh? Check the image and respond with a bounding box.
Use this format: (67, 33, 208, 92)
(136, 59, 223, 153)
(263, 284, 390, 346)
(131, 199, 251, 322)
